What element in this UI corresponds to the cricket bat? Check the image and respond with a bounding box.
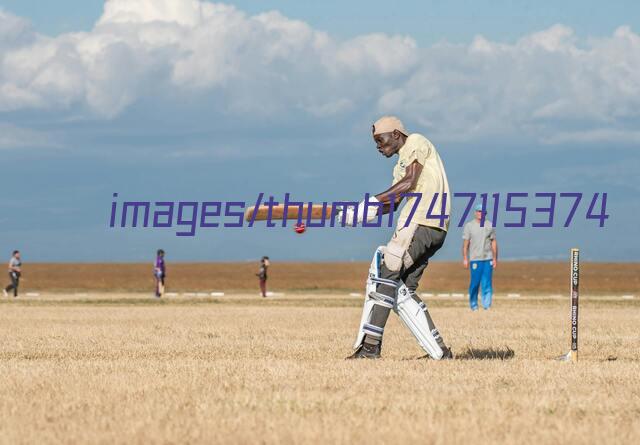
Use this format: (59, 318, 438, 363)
(244, 204, 335, 222)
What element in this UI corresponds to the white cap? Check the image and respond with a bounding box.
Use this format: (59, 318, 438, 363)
(372, 116, 408, 136)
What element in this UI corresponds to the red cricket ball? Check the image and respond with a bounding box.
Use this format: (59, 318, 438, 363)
(294, 222, 306, 234)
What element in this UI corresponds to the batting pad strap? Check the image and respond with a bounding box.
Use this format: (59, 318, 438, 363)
(419, 301, 427, 311)
(363, 323, 384, 339)
(369, 291, 395, 309)
(371, 277, 398, 288)
(395, 284, 444, 360)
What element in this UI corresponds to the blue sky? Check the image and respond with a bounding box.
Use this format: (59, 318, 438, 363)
(0, 0, 638, 262)
(3, 0, 639, 44)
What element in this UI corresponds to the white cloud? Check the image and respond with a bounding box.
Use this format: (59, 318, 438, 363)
(0, 9, 35, 49)
(0, 1, 639, 145)
(0, 1, 416, 118)
(334, 33, 417, 76)
(98, 0, 210, 27)
(385, 24, 640, 143)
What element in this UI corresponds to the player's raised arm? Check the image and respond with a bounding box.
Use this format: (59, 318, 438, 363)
(375, 160, 423, 214)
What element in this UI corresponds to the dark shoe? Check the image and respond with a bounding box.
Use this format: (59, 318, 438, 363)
(441, 346, 454, 360)
(346, 342, 381, 359)
(418, 346, 454, 360)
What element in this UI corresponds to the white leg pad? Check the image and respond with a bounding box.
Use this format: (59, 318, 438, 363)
(395, 284, 444, 360)
(353, 247, 444, 360)
(353, 247, 394, 349)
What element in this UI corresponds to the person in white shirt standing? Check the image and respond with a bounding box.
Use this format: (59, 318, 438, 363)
(462, 204, 498, 311)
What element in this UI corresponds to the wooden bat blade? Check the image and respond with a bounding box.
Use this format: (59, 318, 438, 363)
(245, 204, 334, 222)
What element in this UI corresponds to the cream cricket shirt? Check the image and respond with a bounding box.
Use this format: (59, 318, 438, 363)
(392, 133, 451, 230)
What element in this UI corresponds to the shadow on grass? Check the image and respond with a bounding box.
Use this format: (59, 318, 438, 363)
(456, 346, 515, 360)
(411, 346, 515, 361)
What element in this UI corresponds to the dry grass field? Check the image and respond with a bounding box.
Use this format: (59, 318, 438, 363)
(0, 293, 639, 444)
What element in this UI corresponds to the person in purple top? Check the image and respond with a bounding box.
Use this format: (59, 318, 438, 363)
(154, 249, 166, 298)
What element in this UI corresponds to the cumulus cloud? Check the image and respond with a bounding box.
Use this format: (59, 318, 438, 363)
(0, 1, 417, 119)
(384, 24, 640, 143)
(0, 1, 639, 145)
(0, 9, 35, 49)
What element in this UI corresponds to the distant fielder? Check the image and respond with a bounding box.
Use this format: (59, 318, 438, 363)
(154, 249, 166, 298)
(462, 204, 498, 310)
(4, 250, 22, 298)
(344, 116, 453, 360)
(257, 256, 270, 298)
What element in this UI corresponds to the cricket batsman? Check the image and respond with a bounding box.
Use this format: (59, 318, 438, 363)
(344, 116, 453, 360)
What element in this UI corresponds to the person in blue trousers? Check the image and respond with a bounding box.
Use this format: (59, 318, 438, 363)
(462, 204, 498, 310)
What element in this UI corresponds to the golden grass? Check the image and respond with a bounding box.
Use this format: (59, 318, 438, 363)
(0, 294, 638, 444)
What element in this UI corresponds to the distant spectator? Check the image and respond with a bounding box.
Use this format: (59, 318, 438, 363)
(462, 204, 498, 310)
(257, 256, 270, 298)
(154, 249, 166, 298)
(4, 250, 22, 298)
